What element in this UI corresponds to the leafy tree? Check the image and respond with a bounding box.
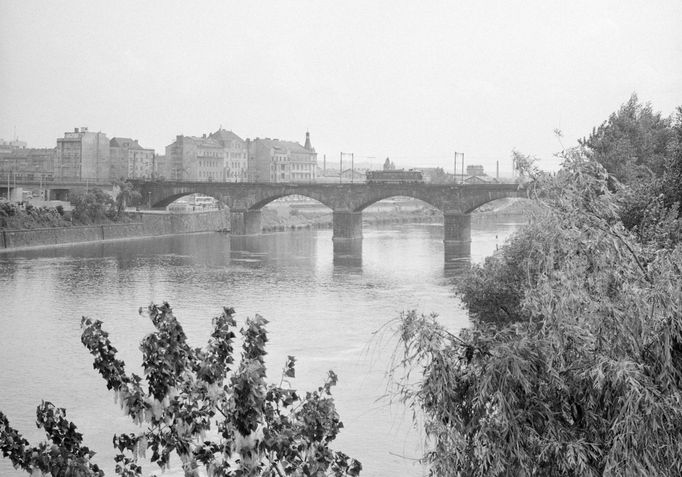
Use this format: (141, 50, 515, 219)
(391, 152, 682, 476)
(511, 150, 540, 182)
(580, 93, 674, 182)
(0, 402, 104, 476)
(456, 224, 537, 325)
(70, 188, 117, 224)
(1, 304, 361, 476)
(578, 96, 682, 236)
(661, 106, 682, 213)
(114, 181, 143, 216)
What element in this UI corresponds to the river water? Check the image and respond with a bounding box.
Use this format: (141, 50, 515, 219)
(0, 217, 524, 476)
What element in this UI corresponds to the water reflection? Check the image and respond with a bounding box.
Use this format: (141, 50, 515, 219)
(332, 239, 363, 268)
(443, 241, 472, 277)
(229, 232, 318, 268)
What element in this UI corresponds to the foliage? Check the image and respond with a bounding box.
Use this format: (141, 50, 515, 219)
(0, 402, 104, 476)
(580, 93, 674, 182)
(114, 181, 143, 216)
(511, 150, 540, 181)
(1, 304, 361, 476)
(661, 106, 682, 213)
(391, 153, 682, 476)
(578, 96, 682, 236)
(70, 188, 117, 224)
(0, 201, 72, 229)
(456, 224, 536, 325)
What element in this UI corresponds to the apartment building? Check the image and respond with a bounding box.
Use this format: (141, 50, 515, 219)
(110, 137, 155, 180)
(208, 128, 247, 182)
(0, 147, 55, 179)
(247, 132, 316, 183)
(56, 127, 109, 180)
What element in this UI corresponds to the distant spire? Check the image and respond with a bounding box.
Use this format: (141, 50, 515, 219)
(304, 130, 312, 150)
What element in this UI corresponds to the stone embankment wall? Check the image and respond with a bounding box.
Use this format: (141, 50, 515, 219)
(0, 211, 229, 251)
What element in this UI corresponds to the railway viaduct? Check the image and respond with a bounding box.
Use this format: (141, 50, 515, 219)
(134, 181, 525, 243)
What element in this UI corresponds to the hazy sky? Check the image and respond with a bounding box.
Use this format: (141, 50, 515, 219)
(2, 0, 681, 174)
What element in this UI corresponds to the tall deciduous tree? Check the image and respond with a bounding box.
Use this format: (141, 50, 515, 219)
(392, 151, 682, 476)
(581, 93, 674, 182)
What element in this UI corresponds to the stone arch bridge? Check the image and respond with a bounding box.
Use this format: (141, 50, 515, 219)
(134, 181, 525, 243)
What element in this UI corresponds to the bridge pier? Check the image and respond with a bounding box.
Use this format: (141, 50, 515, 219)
(333, 238, 363, 267)
(230, 209, 262, 235)
(443, 213, 471, 244)
(444, 240, 472, 274)
(332, 211, 363, 240)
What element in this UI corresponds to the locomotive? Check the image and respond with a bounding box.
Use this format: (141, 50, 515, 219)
(365, 169, 424, 184)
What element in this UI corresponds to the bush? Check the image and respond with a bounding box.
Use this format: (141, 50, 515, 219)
(70, 188, 116, 224)
(0, 202, 72, 229)
(1, 304, 361, 476)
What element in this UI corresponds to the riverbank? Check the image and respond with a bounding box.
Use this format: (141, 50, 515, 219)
(0, 210, 229, 251)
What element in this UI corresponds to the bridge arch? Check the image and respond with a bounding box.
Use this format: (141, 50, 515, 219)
(460, 191, 529, 214)
(353, 191, 445, 213)
(249, 192, 336, 211)
(149, 188, 232, 209)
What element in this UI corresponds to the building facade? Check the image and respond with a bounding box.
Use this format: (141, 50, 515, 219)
(110, 137, 155, 180)
(165, 132, 245, 182)
(466, 164, 486, 176)
(56, 127, 110, 180)
(247, 132, 317, 183)
(0, 148, 55, 180)
(208, 129, 248, 182)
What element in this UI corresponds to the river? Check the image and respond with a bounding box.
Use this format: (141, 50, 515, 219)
(0, 216, 525, 476)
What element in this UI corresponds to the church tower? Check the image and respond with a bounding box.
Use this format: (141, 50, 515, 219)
(304, 130, 314, 151)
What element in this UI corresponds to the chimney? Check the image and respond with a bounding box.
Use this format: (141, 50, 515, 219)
(74, 128, 79, 133)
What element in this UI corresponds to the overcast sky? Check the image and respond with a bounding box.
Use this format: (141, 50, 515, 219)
(1, 0, 681, 175)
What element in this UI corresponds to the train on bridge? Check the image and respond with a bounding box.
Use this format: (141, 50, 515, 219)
(365, 169, 424, 184)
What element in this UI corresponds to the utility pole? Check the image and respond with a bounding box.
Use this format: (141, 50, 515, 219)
(340, 152, 353, 183)
(461, 153, 465, 184)
(351, 153, 354, 183)
(453, 151, 458, 184)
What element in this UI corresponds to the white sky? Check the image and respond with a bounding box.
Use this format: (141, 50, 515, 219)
(1, 0, 681, 175)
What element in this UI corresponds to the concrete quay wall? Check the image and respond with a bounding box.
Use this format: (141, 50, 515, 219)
(0, 211, 230, 251)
